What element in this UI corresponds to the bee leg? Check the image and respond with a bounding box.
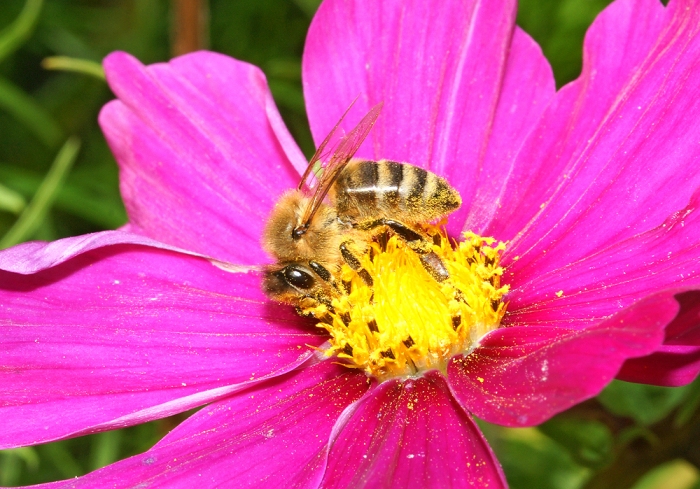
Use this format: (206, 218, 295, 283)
(295, 294, 333, 311)
(357, 218, 422, 241)
(339, 242, 374, 287)
(295, 302, 334, 318)
(418, 251, 450, 282)
(358, 218, 450, 282)
(308, 260, 344, 295)
(308, 260, 332, 282)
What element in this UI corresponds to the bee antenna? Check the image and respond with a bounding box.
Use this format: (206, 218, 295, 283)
(292, 224, 308, 240)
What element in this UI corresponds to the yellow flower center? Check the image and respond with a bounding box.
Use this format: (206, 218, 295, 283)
(302, 226, 509, 381)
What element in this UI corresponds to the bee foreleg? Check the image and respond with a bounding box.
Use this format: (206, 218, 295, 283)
(309, 260, 344, 294)
(308, 260, 332, 282)
(339, 241, 374, 287)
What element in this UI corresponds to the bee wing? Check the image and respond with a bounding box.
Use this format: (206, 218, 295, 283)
(298, 101, 384, 228)
(298, 99, 359, 192)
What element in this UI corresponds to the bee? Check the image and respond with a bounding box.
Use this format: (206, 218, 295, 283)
(262, 102, 461, 306)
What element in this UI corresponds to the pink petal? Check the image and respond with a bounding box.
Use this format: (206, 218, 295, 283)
(461, 27, 555, 235)
(506, 192, 700, 330)
(618, 290, 700, 386)
(664, 290, 700, 346)
(303, 0, 555, 235)
(30, 361, 370, 489)
(0, 230, 195, 274)
(491, 0, 700, 279)
(100, 51, 307, 265)
(448, 292, 673, 426)
(322, 371, 507, 489)
(618, 345, 700, 386)
(0, 245, 322, 448)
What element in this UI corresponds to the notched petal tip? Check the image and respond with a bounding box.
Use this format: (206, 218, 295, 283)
(102, 51, 148, 93)
(98, 48, 304, 264)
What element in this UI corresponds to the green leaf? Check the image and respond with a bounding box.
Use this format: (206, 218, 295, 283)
(0, 137, 80, 248)
(618, 425, 659, 448)
(539, 417, 614, 469)
(41, 56, 106, 80)
(0, 0, 43, 63)
(631, 460, 699, 489)
(478, 423, 589, 489)
(0, 182, 26, 214)
(517, 0, 613, 86)
(598, 380, 691, 426)
(0, 76, 63, 147)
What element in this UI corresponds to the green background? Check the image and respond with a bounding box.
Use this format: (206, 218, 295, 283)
(0, 1, 698, 488)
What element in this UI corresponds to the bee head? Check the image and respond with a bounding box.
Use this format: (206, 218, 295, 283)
(262, 189, 336, 262)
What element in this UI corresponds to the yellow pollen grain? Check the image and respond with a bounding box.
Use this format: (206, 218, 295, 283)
(303, 226, 509, 381)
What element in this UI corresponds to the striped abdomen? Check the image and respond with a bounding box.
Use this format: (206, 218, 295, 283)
(331, 159, 461, 223)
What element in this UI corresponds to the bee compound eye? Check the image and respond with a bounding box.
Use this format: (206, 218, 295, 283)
(284, 265, 315, 290)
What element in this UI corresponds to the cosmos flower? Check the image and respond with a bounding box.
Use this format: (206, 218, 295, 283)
(1, 0, 700, 487)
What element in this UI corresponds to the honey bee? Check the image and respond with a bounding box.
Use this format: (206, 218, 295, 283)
(262, 102, 461, 306)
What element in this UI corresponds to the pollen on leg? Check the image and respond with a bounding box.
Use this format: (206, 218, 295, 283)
(302, 226, 509, 381)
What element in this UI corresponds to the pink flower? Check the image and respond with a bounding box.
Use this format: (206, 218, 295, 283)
(1, 0, 700, 486)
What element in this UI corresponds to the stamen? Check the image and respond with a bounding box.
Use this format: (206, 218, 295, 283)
(301, 226, 509, 381)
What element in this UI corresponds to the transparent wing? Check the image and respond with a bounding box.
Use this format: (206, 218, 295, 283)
(296, 101, 383, 231)
(298, 99, 358, 192)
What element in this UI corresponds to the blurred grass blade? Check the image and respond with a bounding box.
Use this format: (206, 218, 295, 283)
(0, 76, 63, 147)
(0, 165, 127, 229)
(42, 56, 105, 80)
(90, 430, 123, 470)
(0, 137, 80, 249)
(0, 0, 43, 63)
(41, 442, 82, 479)
(0, 182, 26, 214)
(290, 0, 320, 17)
(674, 376, 700, 428)
(1, 447, 39, 486)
